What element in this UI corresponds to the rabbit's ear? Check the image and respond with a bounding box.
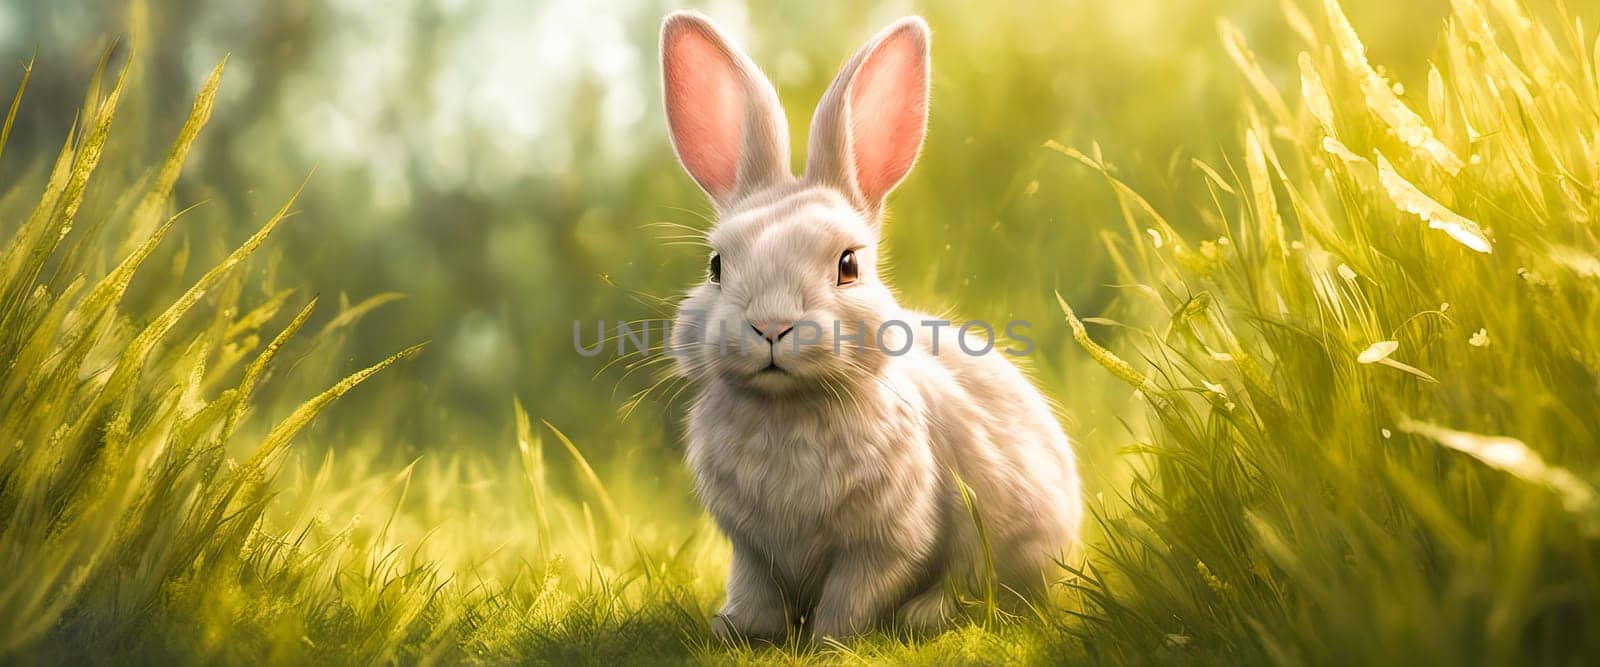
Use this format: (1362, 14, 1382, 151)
(805, 17, 930, 214)
(661, 12, 790, 209)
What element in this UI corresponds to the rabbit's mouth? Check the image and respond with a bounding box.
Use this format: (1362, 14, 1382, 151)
(736, 359, 802, 395)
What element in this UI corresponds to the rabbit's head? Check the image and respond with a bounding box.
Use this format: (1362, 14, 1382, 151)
(661, 12, 930, 396)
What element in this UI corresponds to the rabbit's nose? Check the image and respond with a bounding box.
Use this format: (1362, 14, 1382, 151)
(750, 321, 795, 343)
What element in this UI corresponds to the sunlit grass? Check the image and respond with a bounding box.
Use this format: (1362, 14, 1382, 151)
(1060, 0, 1600, 662)
(3, 0, 1598, 663)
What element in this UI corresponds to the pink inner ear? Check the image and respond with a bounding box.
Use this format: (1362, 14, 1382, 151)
(848, 27, 928, 203)
(664, 24, 743, 200)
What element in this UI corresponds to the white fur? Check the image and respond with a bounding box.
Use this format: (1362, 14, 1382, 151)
(660, 12, 1082, 641)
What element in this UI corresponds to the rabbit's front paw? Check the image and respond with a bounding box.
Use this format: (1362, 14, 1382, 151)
(710, 607, 788, 646)
(896, 587, 955, 637)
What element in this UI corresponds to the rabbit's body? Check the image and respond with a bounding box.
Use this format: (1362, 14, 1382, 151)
(659, 12, 1081, 640)
(685, 313, 1080, 637)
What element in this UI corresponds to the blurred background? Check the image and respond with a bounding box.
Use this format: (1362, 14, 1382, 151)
(0, 0, 1451, 469)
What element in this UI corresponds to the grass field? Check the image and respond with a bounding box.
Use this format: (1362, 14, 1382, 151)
(3, 0, 1600, 663)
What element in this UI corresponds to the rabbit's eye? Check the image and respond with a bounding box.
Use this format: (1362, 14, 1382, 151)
(837, 249, 858, 286)
(709, 254, 722, 283)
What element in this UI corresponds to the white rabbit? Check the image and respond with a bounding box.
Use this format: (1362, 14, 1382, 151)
(659, 11, 1082, 641)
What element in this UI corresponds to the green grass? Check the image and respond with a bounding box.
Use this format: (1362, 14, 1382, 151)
(3, 0, 1599, 663)
(1056, 0, 1600, 661)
